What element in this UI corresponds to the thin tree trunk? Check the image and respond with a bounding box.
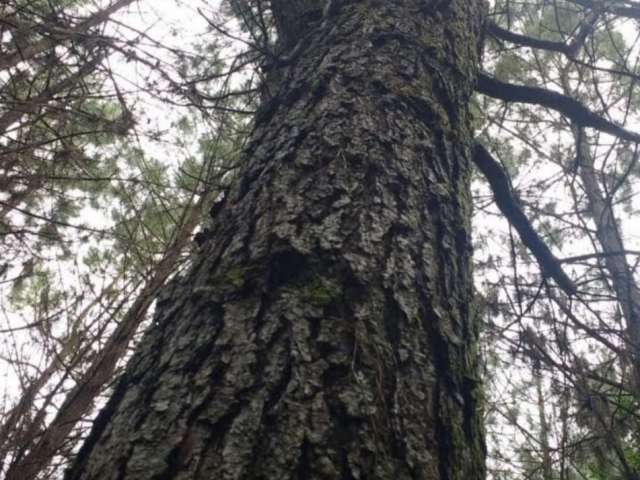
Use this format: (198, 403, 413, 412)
(0, 278, 126, 474)
(535, 371, 553, 480)
(5, 195, 207, 480)
(574, 127, 640, 392)
(0, 286, 112, 463)
(559, 385, 569, 480)
(0, 361, 56, 470)
(0, 0, 136, 72)
(0, 56, 102, 136)
(66, 1, 486, 479)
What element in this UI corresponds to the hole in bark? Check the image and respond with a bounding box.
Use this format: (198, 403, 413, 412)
(462, 376, 477, 441)
(268, 249, 309, 287)
(295, 439, 313, 480)
(322, 364, 351, 387)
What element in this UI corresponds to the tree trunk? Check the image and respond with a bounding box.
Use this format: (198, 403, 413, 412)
(535, 370, 553, 480)
(574, 128, 640, 393)
(66, 1, 486, 479)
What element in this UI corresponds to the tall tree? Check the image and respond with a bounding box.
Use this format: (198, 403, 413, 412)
(475, 2, 640, 477)
(65, 0, 487, 478)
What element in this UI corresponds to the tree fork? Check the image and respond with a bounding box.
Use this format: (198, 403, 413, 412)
(66, 1, 486, 479)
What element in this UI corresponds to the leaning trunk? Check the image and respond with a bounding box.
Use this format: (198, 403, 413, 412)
(574, 127, 640, 393)
(66, 1, 485, 479)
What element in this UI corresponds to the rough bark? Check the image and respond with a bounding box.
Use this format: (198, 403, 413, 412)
(66, 1, 486, 479)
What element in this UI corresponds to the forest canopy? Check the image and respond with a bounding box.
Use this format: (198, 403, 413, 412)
(0, 0, 639, 479)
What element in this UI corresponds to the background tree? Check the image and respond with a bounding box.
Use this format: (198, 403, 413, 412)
(0, 0, 253, 477)
(477, 1, 640, 478)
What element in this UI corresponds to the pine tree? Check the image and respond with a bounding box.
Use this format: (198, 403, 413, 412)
(65, 1, 487, 478)
(3, 0, 640, 478)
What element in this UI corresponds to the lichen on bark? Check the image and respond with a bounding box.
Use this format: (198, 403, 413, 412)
(66, 1, 486, 479)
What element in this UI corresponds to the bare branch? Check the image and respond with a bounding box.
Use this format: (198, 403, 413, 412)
(476, 73, 640, 144)
(473, 142, 577, 295)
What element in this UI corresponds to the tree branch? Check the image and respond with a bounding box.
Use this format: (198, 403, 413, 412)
(472, 143, 577, 295)
(569, 0, 640, 19)
(487, 21, 571, 56)
(476, 73, 640, 143)
(486, 7, 599, 58)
